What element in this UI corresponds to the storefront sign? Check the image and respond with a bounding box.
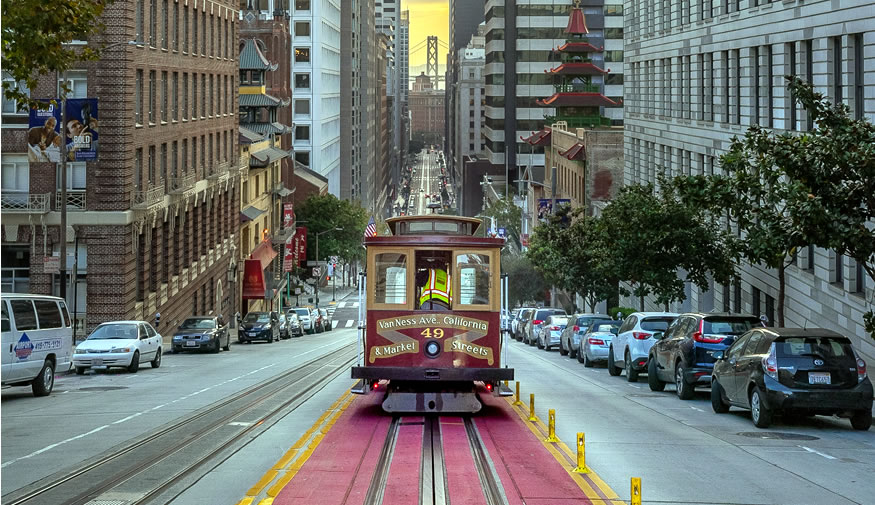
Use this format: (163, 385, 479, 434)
(296, 226, 307, 266)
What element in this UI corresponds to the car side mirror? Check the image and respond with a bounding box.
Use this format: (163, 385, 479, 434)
(651, 331, 664, 340)
(711, 350, 725, 360)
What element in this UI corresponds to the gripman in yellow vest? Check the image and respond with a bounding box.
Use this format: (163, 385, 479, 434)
(419, 268, 452, 310)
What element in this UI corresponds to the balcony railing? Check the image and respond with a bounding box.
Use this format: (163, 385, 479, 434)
(1, 193, 51, 213)
(271, 226, 295, 244)
(131, 184, 165, 209)
(547, 115, 613, 129)
(56, 190, 86, 210)
(168, 173, 196, 194)
(554, 83, 601, 94)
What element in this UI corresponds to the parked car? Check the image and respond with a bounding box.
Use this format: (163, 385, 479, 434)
(710, 328, 872, 430)
(172, 316, 231, 352)
(580, 321, 622, 367)
(648, 312, 760, 398)
(293, 308, 315, 334)
(537, 314, 569, 350)
(500, 309, 512, 336)
(1, 294, 73, 397)
(609, 312, 678, 380)
(311, 310, 325, 333)
(514, 307, 537, 341)
(319, 308, 333, 331)
(559, 314, 615, 358)
(277, 313, 290, 339)
(286, 311, 304, 337)
(75, 320, 163, 373)
(525, 308, 567, 346)
(509, 308, 522, 337)
(239, 312, 280, 343)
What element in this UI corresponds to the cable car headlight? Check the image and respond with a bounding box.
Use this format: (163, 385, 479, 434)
(424, 340, 441, 358)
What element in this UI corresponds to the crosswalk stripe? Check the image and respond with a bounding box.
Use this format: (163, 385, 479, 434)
(350, 302, 359, 308)
(345, 320, 355, 328)
(336, 302, 346, 308)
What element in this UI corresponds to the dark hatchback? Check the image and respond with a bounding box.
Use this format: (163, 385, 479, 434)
(172, 316, 231, 353)
(711, 328, 872, 430)
(239, 311, 280, 343)
(648, 313, 760, 399)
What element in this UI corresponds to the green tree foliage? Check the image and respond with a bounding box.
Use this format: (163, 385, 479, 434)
(502, 255, 549, 307)
(294, 194, 368, 265)
(2, 0, 111, 110)
(564, 212, 616, 311)
(480, 197, 523, 247)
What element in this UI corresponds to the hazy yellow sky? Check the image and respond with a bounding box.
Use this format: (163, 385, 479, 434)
(404, 0, 449, 69)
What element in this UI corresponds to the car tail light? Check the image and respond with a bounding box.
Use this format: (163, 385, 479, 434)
(761, 343, 778, 380)
(550, 326, 560, 330)
(692, 320, 725, 343)
(588, 337, 605, 346)
(856, 354, 867, 383)
(533, 319, 543, 325)
(632, 331, 652, 340)
(573, 325, 580, 332)
(486, 383, 493, 392)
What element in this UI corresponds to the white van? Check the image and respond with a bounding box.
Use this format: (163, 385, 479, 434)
(1, 294, 73, 396)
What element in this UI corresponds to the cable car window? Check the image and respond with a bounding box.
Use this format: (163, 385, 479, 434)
(434, 222, 459, 233)
(408, 222, 433, 233)
(375, 253, 407, 304)
(456, 253, 490, 306)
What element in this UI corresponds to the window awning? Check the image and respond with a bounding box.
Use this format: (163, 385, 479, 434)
(240, 205, 266, 223)
(560, 143, 587, 161)
(249, 240, 278, 270)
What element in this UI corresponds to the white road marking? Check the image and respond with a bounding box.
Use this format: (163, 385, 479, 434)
(626, 383, 641, 389)
(1, 424, 110, 468)
(336, 302, 346, 308)
(228, 421, 254, 427)
(350, 302, 359, 308)
(799, 446, 837, 460)
(690, 406, 705, 413)
(346, 320, 355, 328)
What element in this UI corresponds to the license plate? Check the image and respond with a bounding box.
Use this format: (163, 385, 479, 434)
(249, 332, 258, 336)
(185, 340, 198, 347)
(808, 372, 831, 385)
(92, 358, 103, 366)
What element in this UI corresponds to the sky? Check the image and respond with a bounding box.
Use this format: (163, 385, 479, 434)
(403, 0, 449, 69)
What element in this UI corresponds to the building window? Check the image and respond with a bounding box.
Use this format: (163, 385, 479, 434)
(134, 148, 143, 188)
(201, 75, 206, 117)
(210, 14, 215, 57)
(295, 125, 310, 141)
(294, 99, 310, 115)
(752, 46, 760, 125)
(150, 0, 157, 46)
(172, 72, 178, 121)
(853, 33, 864, 120)
(182, 73, 188, 120)
(854, 260, 866, 294)
(765, 295, 775, 326)
(192, 136, 197, 176)
(766, 44, 773, 128)
(604, 50, 623, 62)
(295, 73, 310, 89)
(183, 5, 189, 53)
(149, 70, 156, 124)
(295, 47, 310, 63)
(787, 43, 796, 130)
(59, 70, 88, 98)
(181, 139, 188, 175)
(733, 282, 742, 312)
(752, 287, 761, 317)
(1, 155, 29, 195)
(171, 141, 178, 178)
(173, 1, 179, 50)
(209, 74, 213, 116)
(161, 143, 168, 182)
(832, 36, 843, 105)
(148, 145, 156, 183)
(136, 0, 144, 42)
(192, 73, 197, 119)
(833, 252, 843, 285)
(135, 70, 143, 124)
(294, 151, 310, 166)
(295, 0, 309, 9)
(192, 5, 198, 54)
(295, 22, 310, 37)
(201, 12, 206, 55)
(162, 0, 168, 49)
(161, 71, 168, 122)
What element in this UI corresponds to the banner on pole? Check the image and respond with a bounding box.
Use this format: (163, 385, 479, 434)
(28, 98, 99, 162)
(283, 203, 294, 229)
(282, 234, 295, 272)
(296, 226, 308, 266)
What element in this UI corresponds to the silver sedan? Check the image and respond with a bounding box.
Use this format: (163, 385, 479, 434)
(580, 322, 622, 367)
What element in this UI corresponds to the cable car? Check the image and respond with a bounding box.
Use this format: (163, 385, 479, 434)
(351, 216, 513, 413)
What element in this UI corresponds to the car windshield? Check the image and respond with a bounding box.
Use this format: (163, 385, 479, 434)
(87, 323, 139, 340)
(640, 317, 674, 331)
(776, 337, 855, 359)
(244, 313, 271, 323)
(703, 318, 757, 335)
(536, 309, 564, 320)
(294, 309, 310, 317)
(595, 323, 620, 334)
(550, 317, 569, 326)
(580, 317, 612, 327)
(179, 318, 216, 329)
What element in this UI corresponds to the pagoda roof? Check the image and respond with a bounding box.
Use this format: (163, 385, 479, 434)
(537, 93, 622, 107)
(545, 62, 608, 76)
(560, 142, 587, 161)
(555, 41, 603, 53)
(241, 121, 294, 135)
(520, 128, 552, 147)
(565, 3, 589, 35)
(239, 39, 278, 71)
(239, 93, 291, 108)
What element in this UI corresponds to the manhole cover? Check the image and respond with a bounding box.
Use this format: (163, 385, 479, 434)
(737, 431, 819, 441)
(78, 386, 129, 392)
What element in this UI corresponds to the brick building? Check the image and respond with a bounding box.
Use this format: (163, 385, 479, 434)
(409, 90, 445, 136)
(1, 0, 241, 334)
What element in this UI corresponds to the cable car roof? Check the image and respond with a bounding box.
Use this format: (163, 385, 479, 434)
(385, 215, 483, 236)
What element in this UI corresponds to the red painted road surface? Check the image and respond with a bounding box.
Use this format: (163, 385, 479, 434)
(274, 391, 599, 505)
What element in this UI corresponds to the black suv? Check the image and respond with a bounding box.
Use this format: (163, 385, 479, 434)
(172, 316, 231, 353)
(239, 311, 280, 343)
(648, 312, 760, 399)
(711, 328, 872, 430)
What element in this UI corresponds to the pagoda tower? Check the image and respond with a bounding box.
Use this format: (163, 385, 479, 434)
(537, 0, 621, 128)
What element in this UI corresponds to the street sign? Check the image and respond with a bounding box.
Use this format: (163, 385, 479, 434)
(497, 227, 507, 239)
(330, 255, 338, 265)
(43, 256, 60, 275)
(295, 287, 301, 295)
(312, 267, 320, 277)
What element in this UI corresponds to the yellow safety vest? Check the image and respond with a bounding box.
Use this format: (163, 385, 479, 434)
(420, 268, 451, 307)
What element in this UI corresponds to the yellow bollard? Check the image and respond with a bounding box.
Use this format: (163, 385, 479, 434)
(544, 409, 560, 442)
(528, 393, 538, 421)
(631, 477, 642, 505)
(513, 381, 522, 405)
(572, 432, 591, 473)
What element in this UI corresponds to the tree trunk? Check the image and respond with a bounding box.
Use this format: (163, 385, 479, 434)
(777, 263, 786, 327)
(664, 301, 670, 312)
(639, 286, 645, 311)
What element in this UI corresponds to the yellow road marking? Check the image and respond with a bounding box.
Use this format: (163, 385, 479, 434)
(240, 388, 356, 503)
(504, 396, 627, 505)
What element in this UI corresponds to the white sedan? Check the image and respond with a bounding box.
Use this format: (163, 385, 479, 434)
(73, 321, 163, 374)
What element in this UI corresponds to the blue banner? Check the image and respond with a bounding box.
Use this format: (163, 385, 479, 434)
(28, 98, 99, 162)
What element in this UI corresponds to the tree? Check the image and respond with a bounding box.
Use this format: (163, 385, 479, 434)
(480, 197, 523, 247)
(2, 0, 112, 110)
(502, 255, 549, 308)
(525, 209, 574, 295)
(294, 194, 368, 265)
(564, 212, 617, 311)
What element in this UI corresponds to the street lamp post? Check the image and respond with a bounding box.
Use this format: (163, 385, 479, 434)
(314, 227, 342, 307)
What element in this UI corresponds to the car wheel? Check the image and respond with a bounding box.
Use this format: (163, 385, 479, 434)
(607, 347, 621, 376)
(559, 340, 568, 356)
(267, 333, 273, 344)
(648, 358, 666, 392)
(32, 359, 55, 396)
(675, 362, 693, 400)
(750, 386, 772, 428)
(583, 351, 594, 368)
(625, 351, 639, 382)
(127, 352, 140, 373)
(75, 366, 86, 375)
(850, 409, 872, 431)
(569, 344, 577, 359)
(151, 348, 162, 368)
(537, 337, 544, 349)
(711, 379, 730, 413)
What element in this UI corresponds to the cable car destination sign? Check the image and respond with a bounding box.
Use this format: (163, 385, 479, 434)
(370, 314, 493, 364)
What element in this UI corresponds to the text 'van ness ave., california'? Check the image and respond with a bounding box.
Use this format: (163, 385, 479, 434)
(376, 315, 488, 333)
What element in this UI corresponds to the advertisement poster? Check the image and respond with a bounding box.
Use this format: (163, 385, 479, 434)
(537, 199, 553, 220)
(28, 98, 99, 162)
(283, 203, 295, 229)
(296, 226, 307, 266)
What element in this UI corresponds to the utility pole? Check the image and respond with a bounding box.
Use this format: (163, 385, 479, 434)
(58, 70, 68, 301)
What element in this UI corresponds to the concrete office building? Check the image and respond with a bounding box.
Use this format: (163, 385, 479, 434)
(447, 0, 485, 180)
(483, 0, 624, 183)
(624, 0, 875, 359)
(291, 0, 341, 195)
(452, 34, 487, 199)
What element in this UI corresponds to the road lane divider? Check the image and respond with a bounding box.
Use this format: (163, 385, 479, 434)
(236, 390, 355, 505)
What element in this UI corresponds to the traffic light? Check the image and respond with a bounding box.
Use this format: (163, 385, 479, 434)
(326, 275, 331, 282)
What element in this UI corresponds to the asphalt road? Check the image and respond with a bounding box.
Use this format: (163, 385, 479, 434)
(411, 148, 438, 215)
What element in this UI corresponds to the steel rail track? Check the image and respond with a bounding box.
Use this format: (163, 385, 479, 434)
(464, 416, 510, 505)
(362, 416, 401, 505)
(3, 349, 357, 505)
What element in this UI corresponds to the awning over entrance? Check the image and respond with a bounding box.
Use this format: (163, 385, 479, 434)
(242, 242, 278, 300)
(241, 205, 266, 223)
(250, 240, 278, 270)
